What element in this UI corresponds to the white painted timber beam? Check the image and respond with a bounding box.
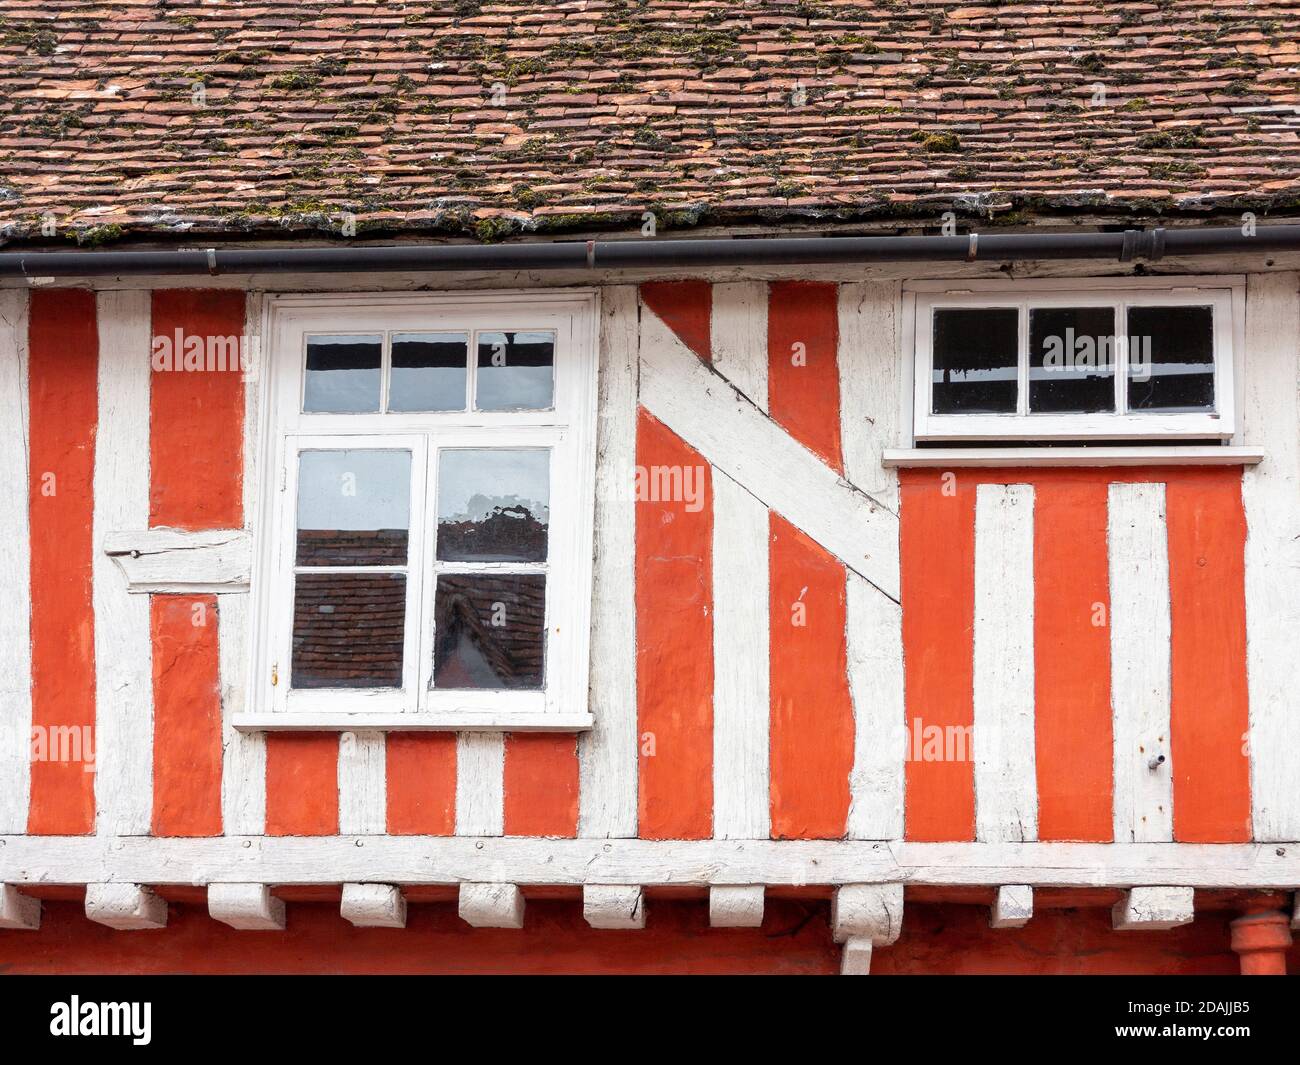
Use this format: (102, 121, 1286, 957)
(0, 884, 40, 930)
(459, 883, 525, 929)
(340, 883, 406, 928)
(832, 884, 904, 945)
(991, 885, 1034, 929)
(103, 528, 252, 593)
(208, 883, 285, 931)
(638, 305, 900, 601)
(840, 937, 875, 975)
(584, 885, 644, 929)
(1112, 887, 1195, 930)
(708, 885, 765, 928)
(84, 883, 167, 930)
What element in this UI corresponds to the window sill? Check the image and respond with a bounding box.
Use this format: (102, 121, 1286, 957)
(232, 712, 594, 733)
(882, 446, 1264, 469)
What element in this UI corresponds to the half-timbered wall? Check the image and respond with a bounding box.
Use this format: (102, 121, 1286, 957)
(0, 271, 1298, 905)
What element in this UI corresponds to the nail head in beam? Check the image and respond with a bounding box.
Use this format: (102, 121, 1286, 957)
(991, 885, 1034, 929)
(831, 884, 903, 945)
(709, 885, 765, 928)
(583, 885, 645, 929)
(840, 936, 874, 975)
(208, 883, 286, 931)
(84, 883, 167, 930)
(459, 883, 525, 929)
(340, 883, 407, 928)
(0, 884, 41, 930)
(1112, 886, 1195, 930)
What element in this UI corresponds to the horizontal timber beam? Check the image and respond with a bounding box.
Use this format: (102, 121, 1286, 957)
(5, 839, 1300, 889)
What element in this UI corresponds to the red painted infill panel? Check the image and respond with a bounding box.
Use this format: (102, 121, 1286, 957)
(27, 289, 98, 836)
(900, 469, 977, 842)
(386, 734, 457, 835)
(149, 289, 246, 530)
(640, 280, 712, 362)
(151, 594, 223, 837)
(504, 734, 579, 837)
(265, 735, 339, 836)
(635, 408, 713, 841)
(766, 281, 843, 470)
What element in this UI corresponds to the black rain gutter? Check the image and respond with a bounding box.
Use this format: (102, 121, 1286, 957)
(0, 224, 1298, 278)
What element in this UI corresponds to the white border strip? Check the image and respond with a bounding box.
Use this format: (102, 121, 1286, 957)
(883, 447, 1264, 468)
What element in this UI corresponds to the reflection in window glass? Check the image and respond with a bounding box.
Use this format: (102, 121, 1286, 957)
(476, 331, 555, 410)
(1029, 307, 1116, 414)
(291, 572, 406, 688)
(436, 448, 549, 562)
(931, 309, 1019, 414)
(1127, 305, 1215, 412)
(296, 449, 411, 565)
(433, 573, 545, 690)
(303, 334, 382, 412)
(389, 332, 468, 412)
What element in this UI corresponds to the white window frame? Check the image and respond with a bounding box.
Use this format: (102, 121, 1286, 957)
(244, 291, 600, 732)
(906, 276, 1243, 443)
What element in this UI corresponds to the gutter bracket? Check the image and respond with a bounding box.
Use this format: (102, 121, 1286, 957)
(206, 248, 219, 276)
(965, 233, 979, 262)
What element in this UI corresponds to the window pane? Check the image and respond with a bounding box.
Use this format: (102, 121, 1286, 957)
(1127, 305, 1215, 412)
(389, 332, 468, 412)
(436, 448, 549, 563)
(433, 573, 545, 690)
(931, 309, 1018, 414)
(296, 449, 411, 565)
(1029, 307, 1116, 414)
(303, 334, 382, 413)
(475, 330, 555, 410)
(291, 572, 405, 688)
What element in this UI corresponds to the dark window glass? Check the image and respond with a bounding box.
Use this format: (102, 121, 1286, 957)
(296, 450, 410, 565)
(303, 334, 382, 412)
(433, 573, 545, 690)
(389, 332, 468, 412)
(1126, 306, 1215, 412)
(291, 572, 405, 688)
(476, 330, 555, 410)
(931, 309, 1018, 414)
(1028, 307, 1117, 414)
(436, 449, 549, 563)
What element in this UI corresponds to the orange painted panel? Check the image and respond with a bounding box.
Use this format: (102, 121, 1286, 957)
(640, 280, 712, 361)
(504, 734, 579, 837)
(636, 409, 713, 840)
(150, 595, 223, 837)
(767, 280, 842, 470)
(1166, 470, 1252, 842)
(1033, 475, 1113, 842)
(385, 734, 457, 835)
(264, 735, 339, 836)
(768, 515, 854, 838)
(27, 289, 98, 836)
(149, 289, 246, 530)
(901, 469, 976, 841)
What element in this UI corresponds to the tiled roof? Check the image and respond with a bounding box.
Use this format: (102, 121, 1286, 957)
(2, 1, 1300, 245)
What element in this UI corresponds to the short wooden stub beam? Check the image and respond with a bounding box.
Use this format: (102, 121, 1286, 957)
(459, 883, 525, 929)
(832, 884, 903, 975)
(84, 883, 167, 930)
(991, 885, 1034, 929)
(709, 885, 765, 927)
(208, 883, 285, 931)
(0, 884, 41, 930)
(583, 885, 645, 929)
(1112, 886, 1195, 930)
(340, 883, 407, 928)
(1291, 892, 1299, 931)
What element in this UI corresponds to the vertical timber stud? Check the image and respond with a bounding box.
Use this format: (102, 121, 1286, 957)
(0, 885, 40, 930)
(84, 883, 167, 930)
(583, 885, 645, 929)
(1112, 887, 1195, 930)
(459, 883, 525, 929)
(340, 884, 407, 929)
(208, 884, 286, 931)
(708, 885, 765, 928)
(991, 886, 1034, 929)
(832, 884, 904, 975)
